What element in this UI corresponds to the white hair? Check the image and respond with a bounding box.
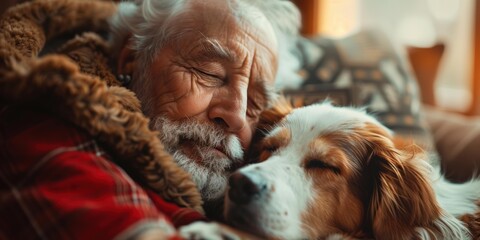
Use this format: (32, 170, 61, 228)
(109, 0, 302, 92)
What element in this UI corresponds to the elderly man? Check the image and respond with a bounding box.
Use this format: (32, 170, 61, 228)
(112, 0, 298, 203)
(111, 0, 300, 213)
(0, 0, 300, 239)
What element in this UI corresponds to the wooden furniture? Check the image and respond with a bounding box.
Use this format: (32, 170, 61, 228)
(292, 0, 320, 36)
(468, 0, 480, 115)
(407, 45, 445, 107)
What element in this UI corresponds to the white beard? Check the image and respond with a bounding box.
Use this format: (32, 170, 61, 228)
(151, 116, 244, 201)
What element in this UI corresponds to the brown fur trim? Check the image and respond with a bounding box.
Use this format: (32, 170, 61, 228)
(0, 0, 203, 212)
(108, 86, 142, 113)
(57, 32, 120, 87)
(0, 0, 116, 62)
(0, 55, 203, 213)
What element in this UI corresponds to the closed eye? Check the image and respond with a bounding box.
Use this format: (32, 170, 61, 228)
(194, 68, 222, 79)
(305, 159, 340, 174)
(258, 143, 280, 162)
(191, 67, 224, 88)
(264, 145, 278, 153)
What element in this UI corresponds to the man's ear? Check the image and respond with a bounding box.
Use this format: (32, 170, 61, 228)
(117, 37, 136, 77)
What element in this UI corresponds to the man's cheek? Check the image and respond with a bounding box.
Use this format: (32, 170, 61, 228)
(166, 77, 214, 120)
(174, 92, 213, 119)
(236, 125, 253, 150)
(151, 70, 204, 116)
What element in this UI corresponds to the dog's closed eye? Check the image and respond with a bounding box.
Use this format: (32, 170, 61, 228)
(305, 159, 340, 174)
(264, 145, 279, 153)
(259, 144, 279, 162)
(257, 128, 291, 162)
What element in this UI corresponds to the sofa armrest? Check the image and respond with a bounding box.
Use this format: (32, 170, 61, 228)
(424, 106, 480, 182)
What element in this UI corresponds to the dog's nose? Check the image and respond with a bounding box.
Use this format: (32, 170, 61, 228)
(228, 172, 262, 205)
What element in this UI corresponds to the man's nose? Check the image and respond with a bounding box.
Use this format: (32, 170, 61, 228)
(208, 88, 248, 133)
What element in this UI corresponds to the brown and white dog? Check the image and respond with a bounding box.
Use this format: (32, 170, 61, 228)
(224, 102, 480, 239)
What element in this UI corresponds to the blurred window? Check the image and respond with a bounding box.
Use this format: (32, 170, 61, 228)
(297, 0, 476, 114)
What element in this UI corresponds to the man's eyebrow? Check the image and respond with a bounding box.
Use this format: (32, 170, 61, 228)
(195, 38, 234, 62)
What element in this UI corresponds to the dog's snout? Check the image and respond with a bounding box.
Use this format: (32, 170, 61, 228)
(228, 171, 264, 205)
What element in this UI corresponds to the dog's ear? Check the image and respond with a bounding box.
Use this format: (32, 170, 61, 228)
(257, 96, 293, 131)
(244, 96, 293, 165)
(360, 124, 441, 239)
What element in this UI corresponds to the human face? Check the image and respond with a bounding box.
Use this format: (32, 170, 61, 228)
(136, 0, 278, 200)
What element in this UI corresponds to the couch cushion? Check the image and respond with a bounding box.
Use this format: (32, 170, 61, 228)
(282, 30, 436, 153)
(424, 106, 480, 182)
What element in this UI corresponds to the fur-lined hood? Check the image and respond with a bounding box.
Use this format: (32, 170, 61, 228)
(0, 0, 203, 213)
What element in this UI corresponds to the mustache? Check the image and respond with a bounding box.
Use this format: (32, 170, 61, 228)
(151, 116, 244, 162)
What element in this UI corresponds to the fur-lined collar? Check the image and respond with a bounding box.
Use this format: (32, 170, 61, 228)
(0, 0, 203, 213)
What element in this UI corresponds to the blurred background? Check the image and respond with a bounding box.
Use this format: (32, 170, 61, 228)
(293, 0, 479, 116)
(1, 0, 478, 115)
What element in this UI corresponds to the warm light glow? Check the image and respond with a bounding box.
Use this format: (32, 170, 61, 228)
(434, 0, 475, 112)
(397, 15, 437, 48)
(436, 85, 471, 112)
(315, 0, 474, 113)
(319, 0, 360, 38)
(427, 0, 461, 22)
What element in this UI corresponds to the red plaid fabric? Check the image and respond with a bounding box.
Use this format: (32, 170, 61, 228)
(0, 107, 205, 240)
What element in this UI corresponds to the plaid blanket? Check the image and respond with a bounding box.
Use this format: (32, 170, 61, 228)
(0, 107, 205, 240)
